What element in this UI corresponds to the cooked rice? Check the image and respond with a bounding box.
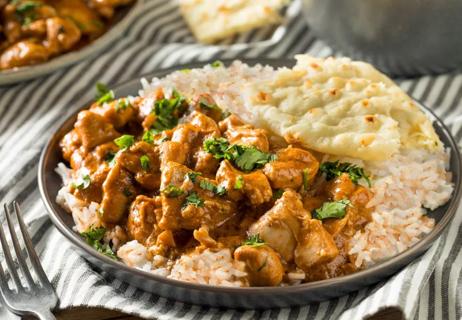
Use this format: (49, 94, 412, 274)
(55, 61, 454, 286)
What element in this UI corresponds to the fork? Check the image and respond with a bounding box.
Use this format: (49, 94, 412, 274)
(0, 202, 58, 319)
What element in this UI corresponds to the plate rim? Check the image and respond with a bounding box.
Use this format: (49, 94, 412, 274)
(38, 58, 462, 294)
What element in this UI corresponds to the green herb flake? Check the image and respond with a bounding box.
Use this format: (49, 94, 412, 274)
(71, 174, 91, 190)
(243, 234, 265, 247)
(211, 60, 224, 68)
(183, 192, 204, 208)
(114, 134, 134, 150)
(140, 155, 150, 171)
(115, 98, 130, 112)
(234, 175, 244, 190)
(203, 138, 275, 172)
(314, 199, 351, 220)
(273, 189, 284, 200)
(199, 179, 226, 196)
(95, 82, 115, 105)
(162, 184, 184, 198)
(150, 90, 187, 133)
(16, 1, 41, 14)
(198, 96, 221, 111)
(320, 161, 371, 187)
(302, 168, 310, 192)
(80, 227, 117, 260)
(186, 171, 202, 183)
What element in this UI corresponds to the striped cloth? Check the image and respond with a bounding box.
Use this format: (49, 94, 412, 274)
(0, 0, 461, 319)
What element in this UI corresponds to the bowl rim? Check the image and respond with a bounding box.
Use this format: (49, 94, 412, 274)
(0, 0, 144, 86)
(38, 58, 462, 294)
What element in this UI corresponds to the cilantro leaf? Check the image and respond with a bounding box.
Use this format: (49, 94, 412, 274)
(203, 138, 275, 172)
(234, 175, 244, 190)
(313, 199, 351, 220)
(211, 60, 224, 68)
(114, 135, 134, 150)
(150, 90, 187, 133)
(199, 179, 226, 196)
(16, 1, 41, 14)
(320, 161, 371, 187)
(71, 174, 91, 190)
(243, 234, 265, 247)
(301, 168, 310, 192)
(115, 98, 130, 112)
(95, 82, 115, 105)
(80, 227, 117, 260)
(162, 185, 184, 198)
(186, 171, 202, 183)
(183, 192, 204, 208)
(140, 155, 150, 171)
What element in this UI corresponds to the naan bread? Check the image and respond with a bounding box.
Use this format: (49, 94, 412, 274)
(243, 55, 441, 161)
(179, 0, 288, 44)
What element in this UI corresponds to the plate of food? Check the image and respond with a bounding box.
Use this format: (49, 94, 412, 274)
(0, 0, 142, 86)
(38, 56, 462, 308)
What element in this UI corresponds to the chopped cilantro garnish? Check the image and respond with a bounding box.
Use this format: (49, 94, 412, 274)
(211, 60, 224, 68)
(273, 189, 284, 200)
(313, 199, 351, 220)
(142, 130, 154, 144)
(186, 171, 202, 183)
(104, 151, 116, 163)
(162, 185, 184, 198)
(320, 161, 371, 187)
(198, 96, 220, 111)
(114, 135, 134, 150)
(199, 179, 226, 196)
(95, 82, 115, 105)
(71, 174, 91, 190)
(115, 98, 130, 112)
(140, 155, 150, 171)
(150, 90, 187, 133)
(183, 192, 204, 208)
(80, 227, 117, 260)
(243, 234, 265, 247)
(234, 175, 244, 190)
(203, 138, 275, 172)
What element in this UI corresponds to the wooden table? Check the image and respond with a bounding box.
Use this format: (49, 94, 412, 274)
(42, 306, 404, 319)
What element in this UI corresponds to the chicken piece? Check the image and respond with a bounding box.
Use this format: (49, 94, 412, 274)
(60, 129, 81, 162)
(193, 150, 220, 176)
(263, 146, 319, 190)
(216, 160, 272, 205)
(74, 110, 120, 152)
(127, 195, 161, 245)
(249, 190, 309, 262)
(51, 0, 104, 37)
(0, 40, 49, 69)
(73, 165, 109, 203)
(159, 141, 187, 169)
(117, 141, 161, 190)
(234, 244, 284, 286)
(219, 115, 270, 152)
(87, 0, 133, 19)
(100, 162, 136, 223)
(21, 19, 47, 38)
(188, 111, 221, 136)
(91, 98, 136, 129)
(193, 226, 218, 248)
(326, 173, 356, 201)
(44, 17, 81, 54)
(294, 219, 339, 271)
(159, 161, 236, 231)
(191, 93, 223, 122)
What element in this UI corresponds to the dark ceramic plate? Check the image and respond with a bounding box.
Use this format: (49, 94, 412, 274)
(38, 59, 462, 309)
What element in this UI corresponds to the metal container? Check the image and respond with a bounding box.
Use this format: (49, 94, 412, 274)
(301, 0, 462, 77)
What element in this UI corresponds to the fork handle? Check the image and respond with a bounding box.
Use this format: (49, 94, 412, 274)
(33, 309, 56, 320)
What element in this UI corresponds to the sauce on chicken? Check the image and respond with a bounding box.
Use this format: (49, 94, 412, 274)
(0, 0, 133, 70)
(60, 87, 374, 287)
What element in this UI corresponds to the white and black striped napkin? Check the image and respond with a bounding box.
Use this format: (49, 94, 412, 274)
(0, 1, 461, 319)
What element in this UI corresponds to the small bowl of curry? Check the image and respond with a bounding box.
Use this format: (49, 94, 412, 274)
(0, 0, 142, 85)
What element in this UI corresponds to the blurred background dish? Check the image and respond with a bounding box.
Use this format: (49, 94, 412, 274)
(0, 0, 142, 85)
(301, 0, 462, 77)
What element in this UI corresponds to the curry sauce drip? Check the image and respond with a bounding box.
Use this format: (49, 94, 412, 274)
(60, 89, 373, 287)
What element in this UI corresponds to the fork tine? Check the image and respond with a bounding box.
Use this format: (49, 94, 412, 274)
(13, 202, 51, 288)
(4, 203, 35, 287)
(0, 254, 11, 294)
(0, 204, 23, 291)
